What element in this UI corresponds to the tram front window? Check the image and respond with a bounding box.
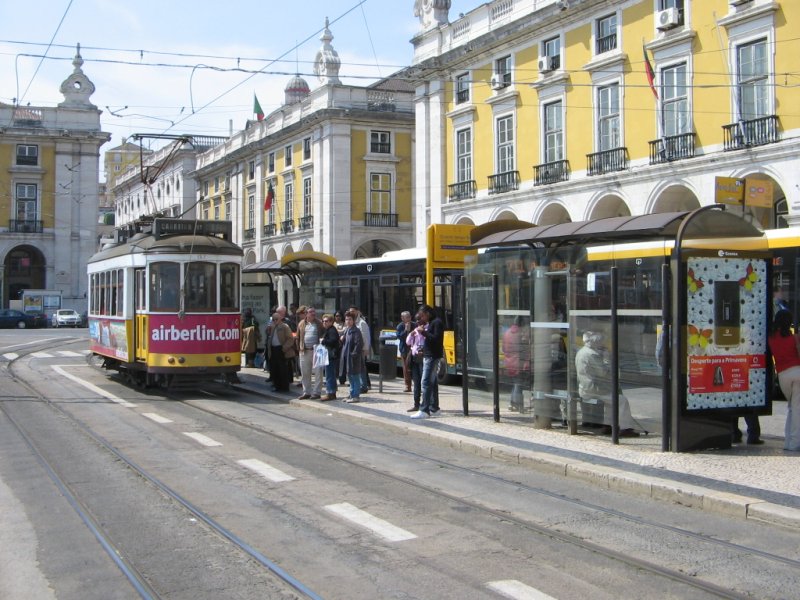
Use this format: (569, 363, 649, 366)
(185, 262, 217, 312)
(150, 262, 180, 312)
(220, 262, 239, 312)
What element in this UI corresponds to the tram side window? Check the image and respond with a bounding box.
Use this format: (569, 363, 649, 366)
(220, 262, 239, 312)
(185, 262, 216, 312)
(150, 262, 180, 312)
(135, 269, 146, 311)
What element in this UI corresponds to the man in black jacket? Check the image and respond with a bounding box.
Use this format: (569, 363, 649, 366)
(410, 304, 443, 419)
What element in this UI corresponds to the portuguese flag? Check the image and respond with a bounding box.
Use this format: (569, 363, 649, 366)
(253, 93, 264, 121)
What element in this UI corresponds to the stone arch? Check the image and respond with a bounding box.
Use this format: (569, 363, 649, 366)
(264, 247, 278, 262)
(3, 244, 47, 306)
(729, 168, 789, 229)
(453, 215, 475, 226)
(243, 249, 258, 265)
(535, 202, 571, 226)
(648, 182, 701, 214)
(300, 241, 314, 252)
(353, 238, 400, 259)
(492, 208, 519, 222)
(584, 192, 631, 221)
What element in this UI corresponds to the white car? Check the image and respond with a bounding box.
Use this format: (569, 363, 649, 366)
(52, 309, 81, 328)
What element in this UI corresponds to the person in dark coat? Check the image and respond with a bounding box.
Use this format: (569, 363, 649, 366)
(339, 311, 364, 403)
(320, 313, 341, 401)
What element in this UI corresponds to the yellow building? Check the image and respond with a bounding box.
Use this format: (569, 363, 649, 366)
(412, 0, 798, 231)
(0, 46, 109, 310)
(194, 20, 416, 265)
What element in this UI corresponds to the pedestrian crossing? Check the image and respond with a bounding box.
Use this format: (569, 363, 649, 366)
(2, 349, 91, 361)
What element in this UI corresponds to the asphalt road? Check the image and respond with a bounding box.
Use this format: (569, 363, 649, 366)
(1, 329, 799, 599)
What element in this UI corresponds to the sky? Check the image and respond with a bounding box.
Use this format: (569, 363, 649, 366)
(0, 0, 473, 152)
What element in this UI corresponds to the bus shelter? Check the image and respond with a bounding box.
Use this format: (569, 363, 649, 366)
(467, 208, 771, 452)
(241, 259, 302, 327)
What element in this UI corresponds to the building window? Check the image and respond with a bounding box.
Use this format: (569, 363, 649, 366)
(16, 144, 38, 166)
(203, 180, 209, 196)
(214, 201, 220, 221)
(661, 63, 690, 136)
(598, 83, 620, 151)
(248, 194, 255, 229)
(268, 152, 275, 173)
(248, 160, 255, 180)
(303, 137, 311, 160)
(369, 173, 392, 214)
(224, 171, 231, 191)
(15, 183, 37, 220)
(114, 165, 121, 172)
(370, 130, 391, 154)
(284, 181, 294, 221)
(496, 115, 515, 173)
(213, 176, 219, 193)
(659, 0, 684, 14)
(456, 129, 472, 183)
(284, 145, 292, 167)
(455, 72, 470, 104)
(542, 37, 561, 71)
(303, 177, 312, 216)
(737, 38, 769, 120)
(544, 101, 563, 163)
(596, 14, 618, 54)
(495, 55, 512, 86)
(225, 199, 231, 220)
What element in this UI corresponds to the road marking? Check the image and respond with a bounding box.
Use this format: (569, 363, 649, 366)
(324, 502, 416, 542)
(182, 432, 222, 447)
(237, 458, 295, 482)
(31, 352, 54, 358)
(487, 580, 558, 600)
(142, 412, 173, 424)
(51, 365, 137, 407)
(3, 353, 19, 360)
(57, 350, 84, 357)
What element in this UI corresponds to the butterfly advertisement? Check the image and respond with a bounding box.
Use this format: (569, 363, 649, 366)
(684, 252, 769, 411)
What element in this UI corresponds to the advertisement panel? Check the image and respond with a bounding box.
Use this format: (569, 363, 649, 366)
(89, 318, 130, 361)
(684, 252, 769, 411)
(148, 314, 241, 354)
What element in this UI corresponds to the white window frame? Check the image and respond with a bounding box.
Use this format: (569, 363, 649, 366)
(736, 37, 770, 120)
(247, 194, 255, 229)
(16, 144, 38, 166)
(495, 55, 513, 86)
(15, 183, 38, 220)
(595, 13, 619, 55)
(455, 72, 470, 104)
(542, 100, 564, 163)
(597, 81, 621, 152)
(284, 181, 294, 221)
(370, 130, 391, 154)
(660, 61, 691, 137)
(368, 172, 393, 215)
(456, 127, 473, 183)
(495, 113, 515, 174)
(542, 36, 562, 71)
(303, 176, 312, 216)
(284, 145, 293, 167)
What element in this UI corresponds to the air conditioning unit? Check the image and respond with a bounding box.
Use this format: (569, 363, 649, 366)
(538, 56, 553, 74)
(490, 74, 508, 91)
(656, 7, 680, 31)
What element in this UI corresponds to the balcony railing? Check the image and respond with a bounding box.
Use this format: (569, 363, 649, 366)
(456, 88, 469, 104)
(533, 160, 569, 186)
(587, 147, 628, 176)
(649, 133, 696, 164)
(8, 219, 43, 233)
(723, 115, 780, 151)
(263, 223, 276, 237)
(596, 33, 617, 54)
(243, 228, 255, 240)
(281, 219, 294, 234)
(299, 215, 313, 230)
(370, 142, 391, 154)
(448, 180, 477, 201)
(488, 171, 521, 195)
(364, 212, 398, 227)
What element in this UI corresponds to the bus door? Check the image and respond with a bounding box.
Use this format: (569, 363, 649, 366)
(134, 268, 148, 363)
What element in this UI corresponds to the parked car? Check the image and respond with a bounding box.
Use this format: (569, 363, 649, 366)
(0, 309, 43, 329)
(52, 309, 82, 328)
(28, 312, 49, 328)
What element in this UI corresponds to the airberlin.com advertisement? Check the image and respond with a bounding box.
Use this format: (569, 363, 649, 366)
(685, 253, 768, 411)
(148, 314, 241, 354)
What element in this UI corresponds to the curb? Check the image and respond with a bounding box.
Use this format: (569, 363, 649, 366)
(237, 376, 800, 531)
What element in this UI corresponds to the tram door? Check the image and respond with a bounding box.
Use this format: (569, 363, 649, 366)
(134, 268, 148, 363)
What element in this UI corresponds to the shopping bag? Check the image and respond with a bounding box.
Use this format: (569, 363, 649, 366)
(313, 345, 329, 369)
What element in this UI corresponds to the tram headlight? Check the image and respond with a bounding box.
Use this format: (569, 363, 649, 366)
(167, 356, 176, 364)
(177, 356, 185, 364)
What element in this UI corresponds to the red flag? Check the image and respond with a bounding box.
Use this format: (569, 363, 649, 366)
(253, 93, 264, 121)
(264, 181, 274, 211)
(643, 45, 658, 99)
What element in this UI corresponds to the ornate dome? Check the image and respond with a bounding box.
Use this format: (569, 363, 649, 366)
(284, 74, 310, 105)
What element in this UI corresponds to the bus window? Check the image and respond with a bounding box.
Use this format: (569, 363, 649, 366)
(220, 262, 240, 312)
(150, 262, 180, 312)
(185, 262, 216, 312)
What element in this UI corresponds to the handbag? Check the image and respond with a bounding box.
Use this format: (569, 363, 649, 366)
(313, 344, 329, 369)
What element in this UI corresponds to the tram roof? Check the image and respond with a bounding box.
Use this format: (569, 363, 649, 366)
(88, 231, 242, 263)
(470, 210, 764, 248)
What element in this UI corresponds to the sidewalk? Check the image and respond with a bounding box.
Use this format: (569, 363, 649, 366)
(235, 367, 800, 530)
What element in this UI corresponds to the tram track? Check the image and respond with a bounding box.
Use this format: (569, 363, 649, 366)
(172, 388, 799, 599)
(6, 343, 797, 598)
(2, 344, 321, 600)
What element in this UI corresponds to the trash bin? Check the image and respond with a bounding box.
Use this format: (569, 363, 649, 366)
(379, 331, 398, 381)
